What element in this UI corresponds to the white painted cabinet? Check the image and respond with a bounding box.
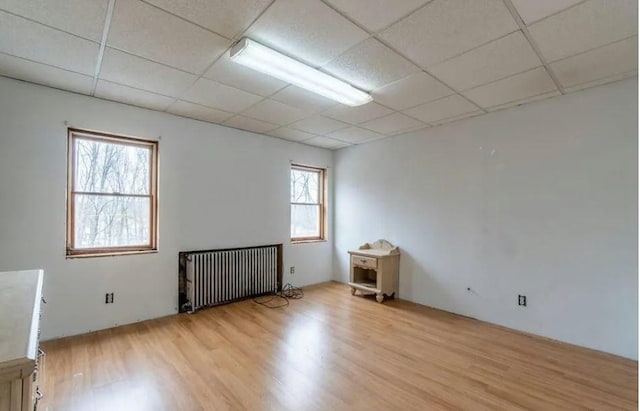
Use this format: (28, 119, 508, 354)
(0, 270, 44, 411)
(348, 240, 400, 303)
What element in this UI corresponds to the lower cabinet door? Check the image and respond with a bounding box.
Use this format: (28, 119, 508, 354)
(21, 376, 33, 411)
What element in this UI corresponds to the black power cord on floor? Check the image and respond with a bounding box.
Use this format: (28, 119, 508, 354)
(253, 283, 304, 308)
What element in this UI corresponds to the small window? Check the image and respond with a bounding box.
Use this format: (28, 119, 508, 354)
(291, 164, 326, 242)
(67, 128, 158, 256)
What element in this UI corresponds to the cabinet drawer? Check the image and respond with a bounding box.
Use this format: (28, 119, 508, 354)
(351, 255, 377, 269)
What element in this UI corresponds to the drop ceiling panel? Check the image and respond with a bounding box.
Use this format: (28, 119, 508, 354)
(429, 31, 541, 91)
(203, 52, 287, 96)
(550, 36, 638, 90)
(271, 86, 337, 113)
(323, 102, 393, 124)
(107, 0, 230, 74)
(223, 115, 279, 133)
(245, 0, 369, 66)
(403, 94, 480, 124)
(529, 0, 638, 62)
(328, 126, 384, 144)
(99, 48, 197, 97)
(167, 100, 234, 123)
(462, 67, 557, 108)
(303, 136, 351, 149)
(0, 53, 93, 94)
(361, 112, 425, 135)
(510, 0, 583, 25)
(241, 99, 308, 125)
(0, 0, 107, 41)
(0, 11, 99, 75)
(0, 0, 637, 152)
(380, 0, 518, 67)
(95, 80, 175, 111)
(268, 127, 316, 142)
(325, 0, 430, 32)
(142, 0, 272, 39)
(323, 38, 419, 91)
(372, 72, 453, 110)
(181, 78, 263, 112)
(289, 115, 350, 134)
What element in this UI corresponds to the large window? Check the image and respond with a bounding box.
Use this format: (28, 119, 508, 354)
(291, 164, 326, 242)
(67, 129, 158, 256)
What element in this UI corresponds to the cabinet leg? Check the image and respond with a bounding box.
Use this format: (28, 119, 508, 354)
(376, 293, 384, 303)
(350, 287, 356, 296)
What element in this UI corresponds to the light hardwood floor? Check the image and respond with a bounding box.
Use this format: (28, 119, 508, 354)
(40, 282, 637, 410)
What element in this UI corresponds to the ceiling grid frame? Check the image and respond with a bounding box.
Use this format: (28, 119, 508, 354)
(0, 0, 635, 149)
(90, 0, 116, 95)
(501, 0, 566, 94)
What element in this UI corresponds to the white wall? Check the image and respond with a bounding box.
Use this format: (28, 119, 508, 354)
(334, 78, 638, 359)
(0, 77, 333, 340)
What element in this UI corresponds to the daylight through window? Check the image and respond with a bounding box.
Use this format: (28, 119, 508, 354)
(291, 164, 325, 241)
(67, 129, 158, 256)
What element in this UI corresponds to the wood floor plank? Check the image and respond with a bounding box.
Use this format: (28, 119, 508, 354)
(40, 282, 637, 410)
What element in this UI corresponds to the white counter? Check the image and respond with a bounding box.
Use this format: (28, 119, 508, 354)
(0, 270, 43, 382)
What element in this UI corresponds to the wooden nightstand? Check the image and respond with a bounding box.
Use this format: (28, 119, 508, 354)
(348, 240, 400, 303)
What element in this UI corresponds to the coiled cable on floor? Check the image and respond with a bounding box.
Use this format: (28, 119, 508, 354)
(253, 283, 303, 308)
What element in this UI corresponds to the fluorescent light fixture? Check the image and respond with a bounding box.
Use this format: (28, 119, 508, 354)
(230, 38, 373, 107)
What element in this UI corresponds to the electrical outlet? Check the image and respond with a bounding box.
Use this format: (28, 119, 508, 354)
(105, 292, 114, 304)
(290, 266, 295, 275)
(518, 294, 527, 307)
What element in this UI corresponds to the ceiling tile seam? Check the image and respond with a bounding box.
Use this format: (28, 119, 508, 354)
(484, 89, 561, 111)
(0, 73, 95, 97)
(545, 34, 640, 64)
(137, 0, 232, 41)
(429, 111, 484, 126)
(92, 93, 174, 113)
(96, 78, 180, 99)
(101, 45, 210, 77)
(314, 0, 450, 104)
(359, 124, 425, 137)
(290, 121, 352, 135)
(91, 0, 116, 95)
(563, 70, 638, 93)
(522, 0, 590, 27)
(162, 0, 279, 114)
(377, 88, 459, 113)
(422, 29, 523, 69)
(366, 33, 488, 114)
(370, 0, 437, 35)
(0, 50, 94, 79)
(399, 93, 479, 123)
(502, 0, 565, 94)
(230, 0, 278, 42)
(318, 0, 499, 113)
(166, 99, 237, 117)
(0, 8, 102, 44)
(269, 127, 322, 139)
(457, 64, 549, 93)
(269, 135, 314, 145)
(320, 0, 526, 75)
(165, 110, 234, 126)
(319, 0, 434, 37)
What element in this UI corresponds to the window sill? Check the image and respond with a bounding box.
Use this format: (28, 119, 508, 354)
(66, 249, 158, 259)
(291, 239, 327, 244)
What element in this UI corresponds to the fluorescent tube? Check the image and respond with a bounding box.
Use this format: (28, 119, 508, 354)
(229, 38, 373, 107)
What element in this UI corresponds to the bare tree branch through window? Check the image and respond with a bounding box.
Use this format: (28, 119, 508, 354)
(67, 129, 158, 256)
(291, 164, 325, 241)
